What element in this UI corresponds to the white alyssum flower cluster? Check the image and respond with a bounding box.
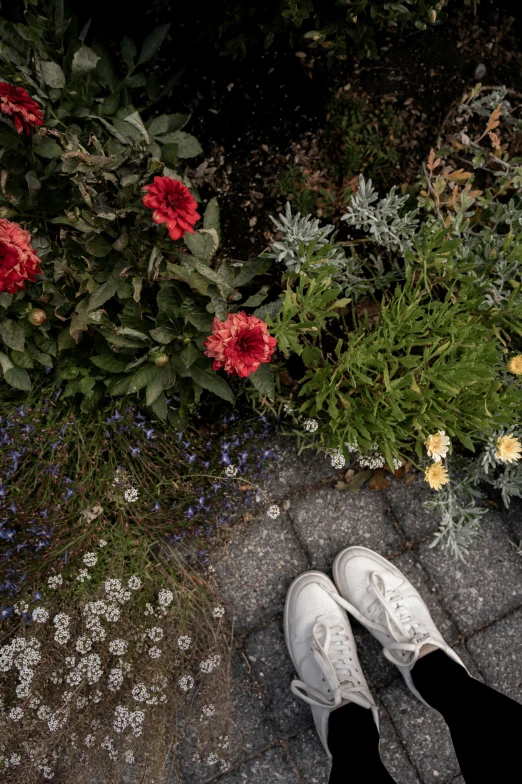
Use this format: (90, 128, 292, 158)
(266, 504, 280, 519)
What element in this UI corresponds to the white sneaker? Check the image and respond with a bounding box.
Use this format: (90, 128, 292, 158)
(284, 570, 379, 758)
(332, 546, 469, 709)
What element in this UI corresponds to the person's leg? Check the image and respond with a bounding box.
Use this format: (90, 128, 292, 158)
(412, 649, 522, 783)
(328, 703, 396, 784)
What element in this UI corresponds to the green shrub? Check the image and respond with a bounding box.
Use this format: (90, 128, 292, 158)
(266, 84, 522, 557)
(0, 3, 274, 428)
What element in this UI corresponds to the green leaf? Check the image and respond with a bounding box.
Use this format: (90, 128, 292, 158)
(186, 312, 214, 332)
(203, 197, 221, 241)
(0, 125, 21, 151)
(123, 111, 150, 144)
(249, 363, 275, 399)
(10, 349, 33, 369)
(4, 364, 31, 391)
(234, 258, 272, 288)
(0, 350, 13, 374)
(149, 326, 176, 344)
(156, 130, 202, 158)
(0, 317, 25, 351)
(57, 327, 76, 351)
(147, 113, 188, 137)
(88, 277, 118, 311)
(0, 293, 13, 309)
(85, 235, 112, 258)
(346, 469, 373, 494)
(71, 45, 100, 75)
(137, 24, 170, 65)
(79, 376, 95, 394)
(33, 330, 57, 357)
(302, 343, 321, 368)
(116, 327, 150, 342)
(90, 354, 128, 373)
(128, 362, 160, 393)
(457, 432, 475, 452)
(188, 363, 234, 404)
(33, 135, 62, 159)
(183, 231, 214, 259)
(254, 298, 284, 320)
(104, 333, 148, 349)
(243, 285, 269, 308)
(120, 35, 136, 70)
(145, 367, 164, 405)
(149, 390, 168, 419)
(180, 342, 199, 368)
(40, 60, 65, 88)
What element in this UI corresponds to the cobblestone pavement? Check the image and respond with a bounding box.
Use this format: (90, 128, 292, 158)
(184, 439, 522, 784)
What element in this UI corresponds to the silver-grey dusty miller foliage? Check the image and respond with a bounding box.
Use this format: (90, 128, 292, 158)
(268, 202, 344, 272)
(341, 175, 419, 252)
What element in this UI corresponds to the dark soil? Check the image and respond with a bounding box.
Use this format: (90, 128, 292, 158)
(176, 1, 522, 258)
(80, 0, 522, 259)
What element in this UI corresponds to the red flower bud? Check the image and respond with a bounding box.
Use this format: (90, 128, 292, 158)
(28, 308, 46, 326)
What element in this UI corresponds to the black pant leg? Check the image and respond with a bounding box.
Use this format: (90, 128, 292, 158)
(327, 703, 397, 783)
(411, 649, 522, 783)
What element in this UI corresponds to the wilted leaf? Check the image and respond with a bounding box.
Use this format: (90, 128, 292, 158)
(368, 469, 391, 491)
(346, 469, 373, 494)
(72, 45, 100, 75)
(40, 60, 65, 88)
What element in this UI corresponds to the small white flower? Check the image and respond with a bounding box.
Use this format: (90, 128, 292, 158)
(84, 734, 95, 747)
(201, 703, 216, 718)
(178, 635, 191, 651)
(283, 402, 294, 415)
(158, 589, 174, 607)
(108, 667, 124, 692)
(9, 707, 24, 721)
(132, 684, 149, 702)
(37, 705, 51, 720)
(345, 438, 359, 453)
(303, 418, 318, 433)
(124, 750, 135, 764)
(149, 646, 161, 659)
(199, 654, 221, 673)
(16, 682, 31, 698)
(53, 613, 69, 628)
(9, 753, 21, 766)
(128, 575, 141, 591)
(267, 504, 280, 519)
(76, 696, 88, 710)
(124, 487, 139, 503)
(47, 574, 63, 589)
(54, 629, 70, 646)
(83, 552, 98, 568)
(76, 637, 92, 654)
(65, 656, 76, 668)
(109, 639, 128, 656)
(147, 627, 163, 642)
(105, 604, 121, 623)
(224, 464, 237, 477)
(99, 539, 108, 547)
(206, 753, 219, 766)
(32, 607, 49, 624)
(178, 675, 194, 692)
(212, 606, 225, 618)
(329, 448, 346, 469)
(76, 569, 91, 582)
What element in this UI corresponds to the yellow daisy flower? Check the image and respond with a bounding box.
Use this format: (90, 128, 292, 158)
(424, 431, 451, 462)
(424, 462, 450, 491)
(495, 434, 522, 464)
(507, 355, 522, 375)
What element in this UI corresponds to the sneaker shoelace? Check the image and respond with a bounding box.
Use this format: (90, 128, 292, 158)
(333, 572, 433, 668)
(290, 617, 372, 710)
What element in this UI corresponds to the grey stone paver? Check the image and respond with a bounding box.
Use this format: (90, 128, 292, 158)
(287, 728, 330, 784)
(214, 512, 308, 633)
(380, 680, 460, 783)
(383, 476, 437, 540)
(288, 486, 402, 571)
(267, 437, 340, 499)
(244, 617, 311, 735)
(213, 746, 299, 784)
(178, 654, 277, 783)
(210, 443, 522, 784)
(378, 712, 422, 783)
(417, 511, 522, 635)
(466, 607, 522, 705)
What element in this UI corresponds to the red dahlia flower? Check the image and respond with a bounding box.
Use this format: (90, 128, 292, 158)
(0, 219, 42, 294)
(142, 176, 200, 241)
(0, 82, 44, 135)
(203, 311, 277, 378)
